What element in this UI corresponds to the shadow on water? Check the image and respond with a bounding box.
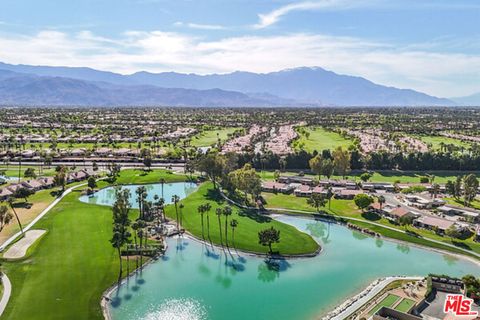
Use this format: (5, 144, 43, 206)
(396, 243, 411, 254)
(257, 257, 292, 283)
(443, 254, 459, 266)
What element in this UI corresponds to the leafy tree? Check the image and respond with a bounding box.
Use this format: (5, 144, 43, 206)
(454, 176, 463, 200)
(332, 146, 350, 178)
(445, 180, 455, 197)
(307, 193, 327, 213)
(359, 172, 372, 183)
(445, 225, 461, 239)
(195, 152, 225, 189)
(320, 158, 335, 179)
(54, 166, 68, 193)
(258, 227, 280, 254)
(0, 205, 13, 232)
(353, 194, 373, 212)
(398, 214, 414, 230)
(24, 167, 36, 179)
(7, 197, 23, 235)
(87, 176, 97, 190)
(14, 187, 34, 203)
(463, 174, 479, 207)
(309, 154, 323, 179)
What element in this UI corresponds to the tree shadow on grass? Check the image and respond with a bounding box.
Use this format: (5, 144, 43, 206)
(361, 212, 381, 221)
(452, 241, 472, 251)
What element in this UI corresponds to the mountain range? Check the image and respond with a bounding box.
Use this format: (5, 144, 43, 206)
(0, 61, 474, 107)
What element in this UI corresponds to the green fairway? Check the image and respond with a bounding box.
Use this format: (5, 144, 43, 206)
(114, 168, 190, 185)
(369, 294, 401, 315)
(0, 166, 56, 178)
(0, 169, 318, 319)
(189, 127, 238, 147)
(293, 127, 353, 152)
(395, 298, 416, 312)
(1, 186, 133, 320)
(164, 183, 319, 255)
(418, 135, 471, 150)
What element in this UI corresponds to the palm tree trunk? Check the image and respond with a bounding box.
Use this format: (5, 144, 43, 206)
(10, 204, 24, 235)
(217, 217, 223, 246)
(224, 217, 228, 247)
(117, 247, 123, 276)
(201, 214, 205, 239)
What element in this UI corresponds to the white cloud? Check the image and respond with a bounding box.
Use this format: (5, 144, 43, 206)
(0, 29, 479, 97)
(254, 0, 365, 29)
(174, 21, 226, 30)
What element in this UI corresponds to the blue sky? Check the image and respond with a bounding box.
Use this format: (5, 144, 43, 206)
(0, 0, 479, 97)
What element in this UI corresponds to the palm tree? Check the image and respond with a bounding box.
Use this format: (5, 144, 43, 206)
(7, 197, 23, 235)
(230, 219, 238, 248)
(159, 178, 166, 199)
(204, 203, 212, 243)
(179, 203, 184, 229)
(215, 207, 223, 246)
(136, 186, 147, 219)
(223, 206, 232, 247)
(377, 195, 386, 209)
(197, 204, 206, 240)
(171, 195, 180, 231)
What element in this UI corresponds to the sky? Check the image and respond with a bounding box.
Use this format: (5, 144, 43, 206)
(0, 0, 479, 97)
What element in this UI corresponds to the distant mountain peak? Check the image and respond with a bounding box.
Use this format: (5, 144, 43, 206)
(0, 61, 454, 107)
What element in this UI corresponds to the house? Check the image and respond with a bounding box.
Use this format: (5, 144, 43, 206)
(312, 186, 326, 195)
(70, 148, 86, 156)
(404, 195, 445, 209)
(334, 189, 362, 200)
(383, 206, 417, 222)
(361, 182, 395, 192)
(413, 216, 456, 234)
(278, 175, 315, 186)
(6, 184, 22, 193)
(113, 148, 131, 157)
(0, 188, 13, 201)
(95, 147, 112, 156)
(21, 179, 44, 191)
(294, 185, 312, 197)
(437, 204, 480, 222)
(38, 177, 55, 188)
(373, 307, 422, 320)
(261, 181, 294, 194)
(20, 149, 36, 158)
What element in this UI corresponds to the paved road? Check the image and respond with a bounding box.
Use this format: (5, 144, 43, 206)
(0, 273, 12, 316)
(0, 182, 88, 252)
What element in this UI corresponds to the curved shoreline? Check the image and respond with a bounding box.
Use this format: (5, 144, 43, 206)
(100, 212, 480, 320)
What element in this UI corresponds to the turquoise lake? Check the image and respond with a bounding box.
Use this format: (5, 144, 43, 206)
(79, 182, 198, 208)
(107, 213, 480, 320)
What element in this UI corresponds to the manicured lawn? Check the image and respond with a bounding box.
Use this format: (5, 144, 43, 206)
(293, 127, 353, 152)
(395, 298, 416, 312)
(0, 166, 56, 178)
(417, 135, 471, 150)
(114, 168, 190, 185)
(165, 183, 319, 255)
(0, 170, 319, 319)
(1, 187, 136, 320)
(259, 170, 479, 184)
(189, 127, 238, 147)
(369, 294, 401, 315)
(444, 197, 480, 210)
